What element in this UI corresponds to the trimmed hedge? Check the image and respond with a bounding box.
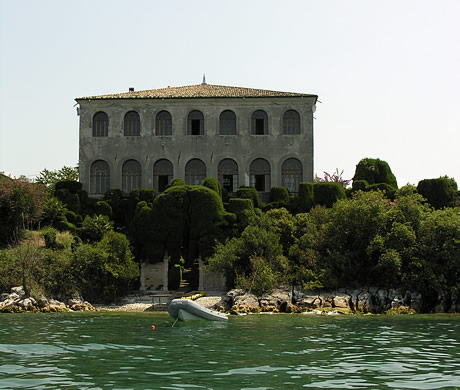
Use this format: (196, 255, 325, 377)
(313, 182, 346, 208)
(296, 182, 314, 212)
(236, 187, 259, 208)
(353, 158, 398, 188)
(417, 177, 458, 209)
(203, 177, 222, 198)
(269, 187, 289, 203)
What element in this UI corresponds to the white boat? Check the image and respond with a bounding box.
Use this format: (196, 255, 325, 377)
(168, 298, 228, 322)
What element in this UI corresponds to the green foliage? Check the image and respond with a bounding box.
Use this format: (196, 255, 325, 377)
(352, 179, 368, 192)
(55, 180, 82, 194)
(353, 158, 398, 188)
(417, 176, 458, 209)
(366, 183, 397, 200)
(72, 231, 139, 302)
(313, 182, 346, 208)
(167, 178, 186, 189)
(203, 177, 222, 198)
(55, 188, 80, 213)
(227, 198, 254, 232)
(0, 178, 48, 245)
(138, 189, 156, 204)
(81, 215, 113, 242)
(236, 187, 259, 208)
(36, 166, 79, 193)
(94, 201, 113, 219)
(269, 187, 289, 203)
(206, 212, 288, 293)
(295, 182, 314, 213)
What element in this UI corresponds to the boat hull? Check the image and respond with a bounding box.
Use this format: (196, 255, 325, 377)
(168, 299, 228, 322)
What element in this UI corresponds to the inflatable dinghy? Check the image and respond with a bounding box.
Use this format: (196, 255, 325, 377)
(168, 298, 228, 322)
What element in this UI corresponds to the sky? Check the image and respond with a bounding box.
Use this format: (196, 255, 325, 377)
(1, 0, 459, 187)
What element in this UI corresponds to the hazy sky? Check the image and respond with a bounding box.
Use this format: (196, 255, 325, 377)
(1, 0, 459, 186)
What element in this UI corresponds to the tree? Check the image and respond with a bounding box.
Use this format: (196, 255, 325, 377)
(36, 166, 79, 193)
(0, 177, 47, 245)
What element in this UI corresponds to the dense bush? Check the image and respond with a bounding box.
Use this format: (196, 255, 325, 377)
(236, 187, 259, 208)
(94, 201, 113, 219)
(417, 176, 458, 209)
(269, 187, 289, 203)
(313, 182, 346, 208)
(353, 158, 398, 188)
(203, 177, 222, 198)
(295, 182, 314, 213)
(227, 198, 254, 232)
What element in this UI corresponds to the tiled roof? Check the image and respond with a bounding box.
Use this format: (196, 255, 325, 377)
(77, 83, 317, 100)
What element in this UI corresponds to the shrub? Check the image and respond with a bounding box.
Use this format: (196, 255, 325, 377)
(139, 189, 155, 204)
(353, 158, 398, 188)
(417, 176, 458, 209)
(203, 177, 222, 198)
(55, 189, 80, 213)
(54, 180, 82, 194)
(351, 179, 368, 192)
(313, 182, 346, 208)
(228, 198, 254, 231)
(295, 182, 314, 213)
(81, 214, 113, 242)
(366, 183, 397, 199)
(167, 178, 186, 189)
(236, 187, 259, 208)
(94, 200, 113, 218)
(269, 187, 289, 203)
(65, 210, 77, 224)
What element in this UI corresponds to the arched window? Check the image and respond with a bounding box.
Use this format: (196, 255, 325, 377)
(219, 110, 236, 135)
(124, 111, 140, 136)
(218, 159, 238, 193)
(282, 158, 303, 194)
(185, 159, 206, 185)
(153, 159, 173, 193)
(187, 110, 204, 135)
(122, 159, 142, 193)
(251, 110, 268, 135)
(250, 158, 270, 192)
(156, 111, 172, 136)
(283, 110, 300, 135)
(93, 112, 108, 137)
(90, 160, 110, 195)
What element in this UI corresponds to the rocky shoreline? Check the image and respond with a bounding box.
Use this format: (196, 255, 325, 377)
(1, 286, 458, 314)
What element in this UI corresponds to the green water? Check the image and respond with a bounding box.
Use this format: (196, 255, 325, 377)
(0, 313, 459, 389)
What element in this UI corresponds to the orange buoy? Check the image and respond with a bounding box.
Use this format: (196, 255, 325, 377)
(151, 325, 156, 330)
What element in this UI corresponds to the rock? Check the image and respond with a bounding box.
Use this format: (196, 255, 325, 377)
(11, 286, 26, 298)
(1, 293, 9, 302)
(333, 294, 351, 309)
(18, 297, 37, 311)
(48, 299, 68, 312)
(296, 295, 321, 308)
(357, 291, 372, 312)
(259, 289, 291, 312)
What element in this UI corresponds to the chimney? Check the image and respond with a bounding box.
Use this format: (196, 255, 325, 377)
(129, 87, 135, 92)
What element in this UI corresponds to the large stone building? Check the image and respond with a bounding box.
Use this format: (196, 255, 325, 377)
(76, 81, 317, 200)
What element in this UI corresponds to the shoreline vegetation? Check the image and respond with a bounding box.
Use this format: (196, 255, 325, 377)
(1, 160, 459, 315)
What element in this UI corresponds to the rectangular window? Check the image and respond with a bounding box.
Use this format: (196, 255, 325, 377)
(223, 175, 233, 192)
(255, 175, 265, 191)
(191, 119, 201, 135)
(255, 119, 264, 135)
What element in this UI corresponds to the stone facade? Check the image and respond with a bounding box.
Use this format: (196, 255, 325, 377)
(76, 83, 317, 199)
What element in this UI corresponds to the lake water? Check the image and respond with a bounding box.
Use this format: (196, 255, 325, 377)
(0, 312, 459, 389)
